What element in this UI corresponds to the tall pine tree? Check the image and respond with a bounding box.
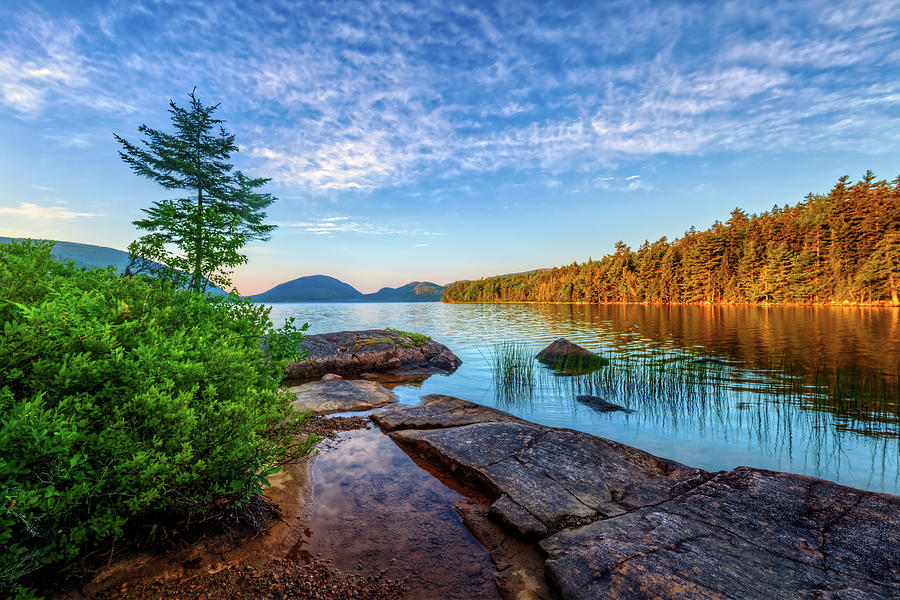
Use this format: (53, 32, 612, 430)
(116, 90, 276, 293)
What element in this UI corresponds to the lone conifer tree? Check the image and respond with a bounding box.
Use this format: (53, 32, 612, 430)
(116, 90, 275, 293)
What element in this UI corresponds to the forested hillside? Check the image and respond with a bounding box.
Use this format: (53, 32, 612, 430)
(443, 172, 900, 305)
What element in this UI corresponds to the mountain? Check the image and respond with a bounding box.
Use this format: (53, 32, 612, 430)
(0, 238, 445, 303)
(0, 237, 136, 272)
(362, 281, 444, 302)
(249, 275, 364, 303)
(0, 237, 227, 295)
(249, 277, 445, 303)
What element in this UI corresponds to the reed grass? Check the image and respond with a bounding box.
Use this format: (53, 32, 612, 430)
(488, 341, 536, 406)
(487, 342, 899, 441)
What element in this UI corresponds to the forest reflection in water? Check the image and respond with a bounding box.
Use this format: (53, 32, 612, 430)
(268, 302, 900, 493)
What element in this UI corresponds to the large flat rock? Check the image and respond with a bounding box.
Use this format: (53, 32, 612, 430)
(373, 394, 528, 432)
(288, 329, 461, 378)
(372, 396, 900, 600)
(289, 379, 396, 415)
(541, 466, 900, 599)
(373, 397, 709, 539)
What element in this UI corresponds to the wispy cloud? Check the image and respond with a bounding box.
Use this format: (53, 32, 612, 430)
(43, 133, 92, 148)
(2, 0, 899, 190)
(283, 216, 442, 237)
(0, 202, 102, 220)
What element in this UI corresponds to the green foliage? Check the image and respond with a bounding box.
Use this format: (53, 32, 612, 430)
(115, 90, 276, 293)
(0, 240, 316, 596)
(384, 328, 431, 348)
(443, 172, 900, 305)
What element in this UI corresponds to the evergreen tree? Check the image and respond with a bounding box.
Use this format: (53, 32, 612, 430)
(116, 90, 276, 293)
(442, 172, 899, 306)
(856, 233, 900, 305)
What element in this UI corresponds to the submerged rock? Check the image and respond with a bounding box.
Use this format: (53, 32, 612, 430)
(290, 379, 396, 415)
(535, 338, 608, 370)
(288, 329, 462, 378)
(575, 395, 633, 413)
(690, 357, 728, 365)
(372, 396, 900, 600)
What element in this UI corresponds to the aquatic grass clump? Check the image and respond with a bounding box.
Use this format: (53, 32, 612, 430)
(548, 349, 732, 411)
(543, 352, 610, 375)
(488, 341, 536, 406)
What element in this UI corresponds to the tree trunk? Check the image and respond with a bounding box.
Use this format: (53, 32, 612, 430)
(194, 187, 203, 292)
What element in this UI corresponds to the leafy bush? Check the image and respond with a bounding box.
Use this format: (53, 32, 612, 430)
(0, 240, 315, 596)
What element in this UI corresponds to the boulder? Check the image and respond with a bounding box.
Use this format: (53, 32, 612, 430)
(289, 379, 396, 415)
(372, 396, 900, 600)
(535, 339, 608, 370)
(575, 395, 633, 413)
(287, 329, 461, 378)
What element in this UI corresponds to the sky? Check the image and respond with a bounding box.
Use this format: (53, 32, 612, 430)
(1, 0, 899, 294)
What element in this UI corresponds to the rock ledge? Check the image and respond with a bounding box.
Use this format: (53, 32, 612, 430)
(372, 396, 900, 600)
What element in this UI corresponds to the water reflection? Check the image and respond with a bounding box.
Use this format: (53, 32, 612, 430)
(267, 302, 900, 494)
(305, 427, 500, 600)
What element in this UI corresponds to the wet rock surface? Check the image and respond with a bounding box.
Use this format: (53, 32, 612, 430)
(288, 329, 462, 378)
(289, 379, 396, 415)
(372, 396, 900, 600)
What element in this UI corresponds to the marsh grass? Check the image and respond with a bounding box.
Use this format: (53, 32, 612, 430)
(488, 341, 537, 406)
(486, 341, 899, 442)
(542, 352, 610, 375)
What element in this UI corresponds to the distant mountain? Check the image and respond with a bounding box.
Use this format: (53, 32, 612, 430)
(0, 238, 444, 303)
(362, 281, 444, 302)
(0, 237, 137, 272)
(249, 275, 364, 303)
(0, 237, 226, 295)
(249, 277, 445, 303)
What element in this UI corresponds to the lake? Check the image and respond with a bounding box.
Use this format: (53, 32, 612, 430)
(266, 302, 900, 495)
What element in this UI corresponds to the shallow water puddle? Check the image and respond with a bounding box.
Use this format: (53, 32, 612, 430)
(302, 426, 501, 599)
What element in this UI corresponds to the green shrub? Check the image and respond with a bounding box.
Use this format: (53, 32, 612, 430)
(0, 240, 315, 595)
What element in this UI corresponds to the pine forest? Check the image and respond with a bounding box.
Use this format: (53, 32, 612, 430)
(443, 172, 900, 305)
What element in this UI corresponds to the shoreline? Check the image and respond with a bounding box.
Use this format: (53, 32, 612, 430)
(440, 299, 900, 307)
(61, 372, 900, 599)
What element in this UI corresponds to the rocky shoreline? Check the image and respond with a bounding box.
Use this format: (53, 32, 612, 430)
(67, 331, 900, 600)
(372, 395, 900, 599)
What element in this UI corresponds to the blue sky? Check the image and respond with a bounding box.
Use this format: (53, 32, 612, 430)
(1, 0, 899, 294)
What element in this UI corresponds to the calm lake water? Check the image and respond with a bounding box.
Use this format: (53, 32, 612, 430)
(267, 302, 900, 495)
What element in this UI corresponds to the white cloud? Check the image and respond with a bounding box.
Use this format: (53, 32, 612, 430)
(43, 133, 92, 148)
(0, 202, 102, 220)
(283, 216, 442, 237)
